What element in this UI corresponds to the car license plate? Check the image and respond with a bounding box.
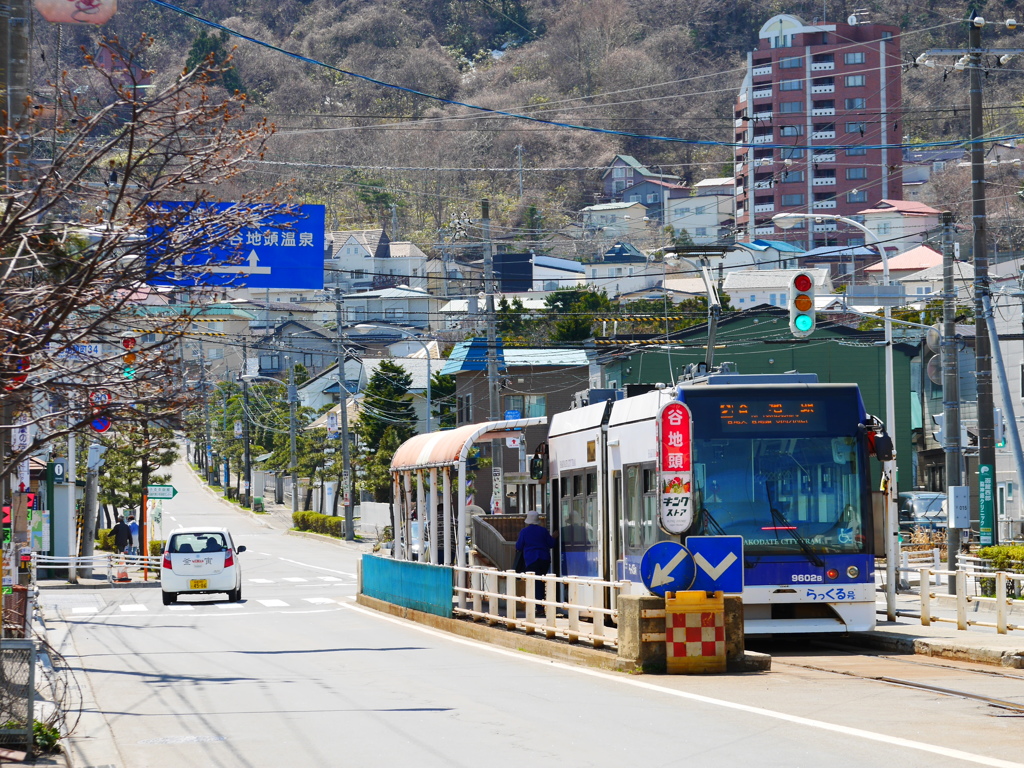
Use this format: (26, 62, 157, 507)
(189, 579, 207, 590)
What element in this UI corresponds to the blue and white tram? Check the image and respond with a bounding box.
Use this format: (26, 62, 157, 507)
(547, 375, 882, 634)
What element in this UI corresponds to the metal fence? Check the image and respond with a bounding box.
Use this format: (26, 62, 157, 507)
(452, 565, 632, 649)
(0, 638, 35, 754)
(34, 553, 162, 584)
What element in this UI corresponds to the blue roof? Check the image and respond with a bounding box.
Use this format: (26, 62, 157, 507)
(441, 339, 589, 375)
(534, 255, 585, 273)
(752, 239, 805, 254)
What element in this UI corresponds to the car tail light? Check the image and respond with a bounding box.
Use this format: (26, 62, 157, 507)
(162, 553, 171, 569)
(224, 549, 234, 568)
(826, 568, 839, 580)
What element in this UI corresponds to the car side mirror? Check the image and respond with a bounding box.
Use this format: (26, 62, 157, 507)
(236, 545, 246, 554)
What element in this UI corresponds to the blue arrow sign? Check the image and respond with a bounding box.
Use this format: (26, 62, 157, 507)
(686, 535, 744, 594)
(640, 541, 696, 597)
(147, 203, 325, 289)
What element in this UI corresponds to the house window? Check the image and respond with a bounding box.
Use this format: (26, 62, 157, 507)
(847, 190, 868, 203)
(142, 333, 157, 343)
(457, 394, 473, 424)
(846, 122, 867, 134)
(206, 347, 224, 360)
(780, 125, 803, 136)
(771, 35, 791, 48)
(384, 308, 405, 319)
(779, 56, 803, 68)
(781, 147, 804, 159)
(934, 161, 946, 171)
(845, 97, 866, 109)
(779, 79, 803, 91)
(844, 52, 866, 65)
(780, 101, 802, 113)
(877, 222, 891, 235)
(781, 193, 805, 206)
(846, 147, 867, 156)
(845, 75, 866, 87)
(504, 394, 546, 418)
(259, 354, 280, 371)
(695, 228, 708, 236)
(846, 167, 868, 180)
(847, 237, 865, 247)
(647, 193, 658, 203)
(781, 170, 805, 182)
(591, 268, 598, 278)
(629, 194, 640, 202)
(613, 167, 626, 178)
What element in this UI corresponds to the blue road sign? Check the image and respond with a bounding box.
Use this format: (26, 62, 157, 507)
(147, 203, 325, 289)
(686, 535, 744, 594)
(504, 410, 521, 420)
(640, 541, 696, 597)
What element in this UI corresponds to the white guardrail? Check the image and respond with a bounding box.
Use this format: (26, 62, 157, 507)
(452, 565, 631, 649)
(33, 553, 162, 583)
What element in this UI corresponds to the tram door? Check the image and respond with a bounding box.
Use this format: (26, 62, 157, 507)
(557, 470, 600, 578)
(621, 462, 660, 580)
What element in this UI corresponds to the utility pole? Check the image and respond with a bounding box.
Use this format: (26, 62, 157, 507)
(241, 341, 252, 508)
(941, 210, 963, 590)
(334, 289, 354, 540)
(918, 15, 1024, 545)
(515, 145, 524, 199)
(288, 361, 299, 515)
(482, 200, 503, 512)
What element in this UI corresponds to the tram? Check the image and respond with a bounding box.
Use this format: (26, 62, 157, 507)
(546, 372, 887, 634)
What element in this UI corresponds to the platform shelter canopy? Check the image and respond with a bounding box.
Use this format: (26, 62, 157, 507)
(390, 417, 548, 472)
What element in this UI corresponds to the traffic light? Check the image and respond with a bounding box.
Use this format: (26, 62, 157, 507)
(788, 272, 815, 338)
(122, 333, 137, 379)
(931, 413, 945, 444)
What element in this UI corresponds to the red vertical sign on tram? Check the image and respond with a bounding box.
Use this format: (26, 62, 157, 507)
(658, 401, 694, 535)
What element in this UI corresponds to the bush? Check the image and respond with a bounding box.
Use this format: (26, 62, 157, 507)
(149, 540, 165, 557)
(292, 510, 344, 538)
(978, 545, 1024, 574)
(33, 720, 61, 752)
(96, 529, 115, 552)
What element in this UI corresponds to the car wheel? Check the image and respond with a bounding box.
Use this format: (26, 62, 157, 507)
(162, 591, 176, 606)
(228, 587, 241, 602)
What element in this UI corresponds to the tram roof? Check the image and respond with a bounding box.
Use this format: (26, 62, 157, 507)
(390, 417, 548, 472)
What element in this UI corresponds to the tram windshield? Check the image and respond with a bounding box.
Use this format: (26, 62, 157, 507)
(684, 387, 870, 556)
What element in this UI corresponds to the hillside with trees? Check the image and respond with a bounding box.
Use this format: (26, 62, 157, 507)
(30, 0, 1024, 247)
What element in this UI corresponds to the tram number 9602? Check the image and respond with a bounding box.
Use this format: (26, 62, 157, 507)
(791, 574, 823, 583)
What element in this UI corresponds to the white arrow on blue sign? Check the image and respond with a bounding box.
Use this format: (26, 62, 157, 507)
(685, 535, 744, 594)
(639, 541, 696, 597)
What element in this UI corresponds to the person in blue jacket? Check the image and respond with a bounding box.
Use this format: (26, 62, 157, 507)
(516, 510, 556, 602)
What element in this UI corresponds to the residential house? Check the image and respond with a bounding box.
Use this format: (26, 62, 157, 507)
(864, 244, 943, 284)
(296, 358, 362, 410)
(799, 244, 879, 283)
(728, 239, 805, 270)
(601, 154, 681, 201)
(340, 285, 439, 330)
(857, 199, 942, 256)
(580, 201, 649, 244)
(902, 147, 965, 199)
(666, 184, 735, 245)
(722, 268, 833, 310)
(251, 319, 337, 378)
(140, 304, 256, 382)
(586, 243, 659, 298)
(425, 256, 483, 298)
(620, 178, 690, 224)
(899, 261, 975, 303)
(326, 229, 429, 292)
(441, 339, 590, 509)
(532, 255, 586, 291)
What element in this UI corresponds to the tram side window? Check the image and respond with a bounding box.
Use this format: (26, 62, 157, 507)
(625, 465, 642, 551)
(642, 467, 659, 549)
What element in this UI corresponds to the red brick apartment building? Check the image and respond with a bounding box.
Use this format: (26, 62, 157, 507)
(734, 14, 903, 252)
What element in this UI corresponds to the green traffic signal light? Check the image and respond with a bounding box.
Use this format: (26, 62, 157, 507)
(123, 366, 136, 380)
(793, 314, 813, 333)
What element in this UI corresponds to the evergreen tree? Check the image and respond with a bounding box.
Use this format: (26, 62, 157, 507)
(358, 426, 402, 502)
(430, 372, 457, 430)
(185, 30, 245, 94)
(355, 360, 417, 448)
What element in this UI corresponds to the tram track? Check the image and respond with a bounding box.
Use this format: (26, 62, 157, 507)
(755, 638, 1024, 715)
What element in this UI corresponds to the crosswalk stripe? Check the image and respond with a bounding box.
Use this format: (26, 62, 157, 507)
(257, 599, 289, 607)
(302, 597, 336, 605)
(120, 605, 147, 612)
(72, 607, 98, 614)
(168, 605, 195, 611)
(280, 577, 307, 583)
(217, 603, 244, 609)
(248, 578, 274, 584)
(318, 576, 342, 582)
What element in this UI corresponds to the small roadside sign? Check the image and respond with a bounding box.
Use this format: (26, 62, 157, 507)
(685, 535, 744, 594)
(147, 485, 178, 500)
(504, 410, 521, 420)
(640, 541, 696, 597)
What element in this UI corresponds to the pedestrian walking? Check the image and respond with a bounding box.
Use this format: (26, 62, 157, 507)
(112, 515, 133, 554)
(515, 510, 556, 602)
(127, 515, 140, 556)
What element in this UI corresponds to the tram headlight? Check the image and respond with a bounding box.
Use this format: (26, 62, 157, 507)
(826, 568, 839, 580)
(846, 565, 859, 579)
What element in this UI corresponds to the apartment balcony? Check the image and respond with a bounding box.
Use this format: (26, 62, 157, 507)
(738, 91, 747, 102)
(810, 84, 835, 94)
(810, 61, 835, 71)
(735, 186, 745, 197)
(812, 199, 837, 209)
(752, 110, 773, 121)
(753, 180, 773, 190)
(752, 88, 773, 100)
(753, 202, 776, 213)
(811, 107, 835, 117)
(752, 157, 774, 167)
(752, 134, 774, 144)
(811, 129, 836, 140)
(812, 176, 836, 186)
(752, 64, 773, 77)
(754, 225, 776, 235)
(812, 152, 836, 163)
(812, 222, 838, 232)
(734, 118, 745, 128)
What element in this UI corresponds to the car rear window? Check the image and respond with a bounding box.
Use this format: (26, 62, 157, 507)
(168, 533, 228, 554)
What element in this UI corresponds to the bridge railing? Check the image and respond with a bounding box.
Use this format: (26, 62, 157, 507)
(452, 564, 632, 649)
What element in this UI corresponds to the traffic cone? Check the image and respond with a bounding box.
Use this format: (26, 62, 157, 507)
(115, 553, 130, 582)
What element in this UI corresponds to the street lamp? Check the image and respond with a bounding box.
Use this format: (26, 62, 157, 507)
(774, 211, 899, 622)
(353, 324, 434, 434)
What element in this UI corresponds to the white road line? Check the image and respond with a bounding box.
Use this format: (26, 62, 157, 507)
(317, 576, 343, 582)
(71, 607, 98, 615)
(216, 603, 244, 609)
(302, 597, 336, 605)
(168, 605, 194, 611)
(280, 577, 308, 583)
(257, 552, 272, 556)
(119, 605, 147, 613)
(342, 602, 1024, 768)
(275, 556, 355, 577)
(257, 599, 289, 607)
(247, 579, 274, 584)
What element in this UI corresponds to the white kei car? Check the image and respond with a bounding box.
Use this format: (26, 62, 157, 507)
(161, 527, 246, 605)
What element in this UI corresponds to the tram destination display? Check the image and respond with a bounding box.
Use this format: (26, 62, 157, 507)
(717, 399, 828, 432)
